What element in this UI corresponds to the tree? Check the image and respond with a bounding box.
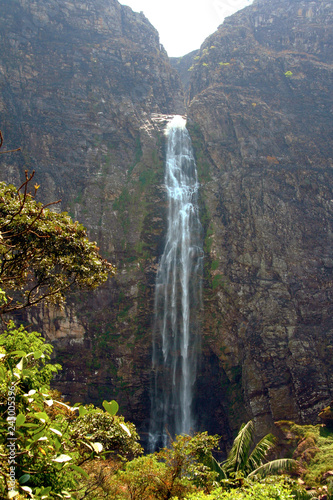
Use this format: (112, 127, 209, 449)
(0, 170, 116, 314)
(209, 420, 296, 485)
(108, 432, 220, 500)
(70, 406, 143, 462)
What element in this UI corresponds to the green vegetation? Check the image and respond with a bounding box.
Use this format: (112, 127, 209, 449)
(211, 260, 219, 271)
(0, 324, 142, 499)
(207, 420, 295, 484)
(106, 433, 220, 499)
(212, 275, 225, 290)
(113, 147, 162, 240)
(112, 186, 131, 233)
(185, 479, 295, 499)
(204, 226, 214, 254)
(139, 169, 155, 188)
(276, 421, 333, 488)
(0, 171, 115, 314)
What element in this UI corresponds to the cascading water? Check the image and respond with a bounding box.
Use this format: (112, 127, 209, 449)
(149, 115, 203, 451)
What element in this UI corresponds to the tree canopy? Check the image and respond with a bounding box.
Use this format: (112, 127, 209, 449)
(0, 170, 116, 315)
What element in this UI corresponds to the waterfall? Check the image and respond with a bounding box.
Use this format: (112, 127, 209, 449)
(149, 115, 203, 451)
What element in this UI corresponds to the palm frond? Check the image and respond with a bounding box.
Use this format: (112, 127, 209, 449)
(204, 455, 228, 481)
(225, 420, 255, 473)
(246, 433, 276, 474)
(247, 458, 297, 478)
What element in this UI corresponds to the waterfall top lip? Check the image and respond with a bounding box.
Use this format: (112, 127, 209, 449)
(165, 115, 187, 135)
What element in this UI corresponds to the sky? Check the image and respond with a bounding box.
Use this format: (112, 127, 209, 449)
(120, 0, 254, 57)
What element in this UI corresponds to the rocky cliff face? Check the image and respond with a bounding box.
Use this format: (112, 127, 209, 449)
(0, 0, 185, 441)
(186, 0, 333, 436)
(0, 0, 332, 446)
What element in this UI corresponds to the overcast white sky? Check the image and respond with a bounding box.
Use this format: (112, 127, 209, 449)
(120, 0, 253, 57)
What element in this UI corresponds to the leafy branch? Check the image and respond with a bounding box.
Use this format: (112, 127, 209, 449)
(0, 173, 116, 314)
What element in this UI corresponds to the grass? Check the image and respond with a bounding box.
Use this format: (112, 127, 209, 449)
(304, 427, 333, 485)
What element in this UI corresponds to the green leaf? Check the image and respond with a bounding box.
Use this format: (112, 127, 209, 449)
(103, 400, 119, 416)
(247, 458, 297, 478)
(10, 350, 27, 357)
(19, 474, 30, 484)
(224, 420, 254, 474)
(68, 463, 89, 478)
(247, 433, 276, 473)
(33, 350, 43, 360)
(54, 437, 61, 451)
(16, 414, 26, 428)
(32, 426, 49, 441)
(21, 369, 34, 377)
(40, 486, 52, 498)
(0, 177, 115, 314)
(21, 423, 39, 429)
(79, 406, 88, 417)
(32, 411, 49, 422)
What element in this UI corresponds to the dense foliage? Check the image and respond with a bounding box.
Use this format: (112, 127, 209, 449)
(185, 478, 296, 499)
(0, 324, 141, 499)
(0, 171, 115, 314)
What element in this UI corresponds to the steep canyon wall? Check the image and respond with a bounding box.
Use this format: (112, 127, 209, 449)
(186, 0, 333, 436)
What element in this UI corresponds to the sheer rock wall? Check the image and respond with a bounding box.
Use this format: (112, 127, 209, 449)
(186, 0, 333, 436)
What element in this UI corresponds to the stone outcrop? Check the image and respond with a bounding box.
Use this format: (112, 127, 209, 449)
(0, 0, 332, 446)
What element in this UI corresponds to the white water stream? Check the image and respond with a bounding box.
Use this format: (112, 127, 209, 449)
(149, 115, 203, 451)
